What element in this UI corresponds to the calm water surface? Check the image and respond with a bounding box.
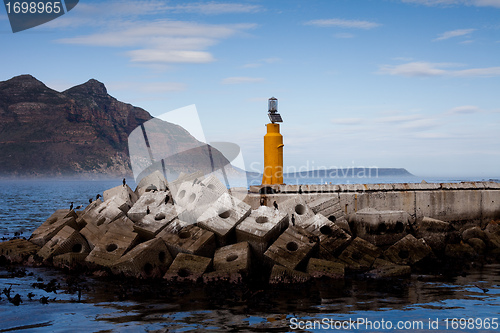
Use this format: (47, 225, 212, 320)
(1, 178, 499, 332)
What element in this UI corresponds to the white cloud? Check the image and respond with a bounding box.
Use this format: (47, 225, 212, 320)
(108, 81, 187, 93)
(128, 50, 215, 63)
(401, 0, 500, 7)
(433, 28, 476, 41)
(448, 105, 481, 114)
(166, 2, 262, 14)
(378, 61, 500, 77)
(221, 77, 265, 84)
(305, 18, 381, 29)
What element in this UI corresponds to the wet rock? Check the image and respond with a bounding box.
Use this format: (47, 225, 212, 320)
(484, 223, 500, 249)
(202, 271, 244, 284)
(338, 237, 382, 271)
(164, 253, 212, 282)
(301, 214, 351, 256)
(197, 192, 251, 246)
(384, 235, 433, 265)
(53, 252, 88, 269)
(269, 264, 311, 284)
(235, 206, 288, 258)
(414, 217, 453, 253)
(350, 208, 410, 247)
(264, 226, 318, 270)
(0, 239, 40, 263)
(306, 258, 344, 279)
(366, 258, 411, 279)
(37, 226, 90, 261)
(467, 238, 486, 255)
(445, 242, 477, 260)
(112, 238, 173, 279)
(158, 224, 216, 258)
(462, 227, 488, 243)
(30, 209, 78, 247)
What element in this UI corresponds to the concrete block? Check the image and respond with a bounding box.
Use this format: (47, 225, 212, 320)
(236, 206, 288, 257)
(133, 203, 178, 239)
(30, 210, 78, 247)
(213, 242, 251, 274)
(301, 214, 351, 256)
(481, 190, 500, 220)
(85, 225, 139, 268)
(128, 191, 173, 223)
(306, 195, 350, 233)
(78, 197, 126, 231)
(338, 237, 382, 271)
(200, 174, 228, 195)
(53, 253, 88, 269)
(164, 253, 212, 283)
(414, 217, 453, 253)
(264, 226, 318, 270)
(415, 190, 482, 223)
(76, 199, 102, 228)
(269, 265, 311, 284)
(366, 259, 411, 279)
(339, 184, 366, 192)
(156, 218, 190, 235)
(104, 184, 138, 208)
(384, 235, 433, 265)
(0, 239, 40, 263)
(280, 195, 315, 226)
(197, 193, 251, 246)
(467, 238, 486, 255)
(158, 224, 216, 258)
(175, 183, 221, 224)
(37, 226, 90, 261)
(350, 208, 410, 247)
(484, 223, 500, 249)
(306, 184, 341, 193)
(462, 227, 488, 243)
(306, 258, 344, 279)
(112, 238, 173, 279)
(202, 271, 244, 284)
(135, 170, 169, 197)
(444, 242, 477, 260)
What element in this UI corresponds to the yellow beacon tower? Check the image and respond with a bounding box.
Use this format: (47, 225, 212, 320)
(262, 97, 284, 185)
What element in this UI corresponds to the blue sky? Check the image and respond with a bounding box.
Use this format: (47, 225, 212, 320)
(1, 0, 499, 178)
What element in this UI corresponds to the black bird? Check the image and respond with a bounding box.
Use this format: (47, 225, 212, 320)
(165, 195, 170, 204)
(96, 194, 101, 200)
(123, 178, 126, 187)
(273, 201, 278, 210)
(11, 294, 22, 306)
(27, 292, 35, 300)
(89, 198, 93, 204)
(69, 202, 74, 210)
(298, 186, 303, 194)
(260, 197, 265, 206)
(75, 205, 83, 210)
(146, 206, 150, 215)
(291, 214, 295, 226)
(40, 296, 49, 304)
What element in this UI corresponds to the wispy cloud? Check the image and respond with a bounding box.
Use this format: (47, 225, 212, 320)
(305, 18, 381, 29)
(166, 2, 262, 14)
(401, 0, 500, 8)
(221, 77, 265, 84)
(447, 105, 482, 114)
(378, 61, 500, 77)
(433, 28, 476, 41)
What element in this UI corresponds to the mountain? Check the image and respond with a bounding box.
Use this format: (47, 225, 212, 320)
(0, 75, 229, 178)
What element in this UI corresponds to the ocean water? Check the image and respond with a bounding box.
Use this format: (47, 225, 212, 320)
(1, 177, 499, 332)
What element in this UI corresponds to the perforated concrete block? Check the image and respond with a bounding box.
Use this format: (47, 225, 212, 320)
(135, 170, 169, 197)
(104, 184, 138, 208)
(384, 235, 433, 265)
(197, 193, 251, 246)
(76, 199, 102, 228)
(78, 197, 126, 231)
(164, 253, 212, 283)
(213, 242, 251, 274)
(269, 265, 311, 284)
(37, 226, 90, 261)
(200, 174, 228, 195)
(158, 224, 216, 258)
(176, 183, 221, 224)
(350, 208, 410, 247)
(53, 253, 88, 269)
(306, 258, 344, 279)
(85, 225, 139, 268)
(79, 214, 134, 250)
(112, 238, 173, 279)
(30, 210, 79, 247)
(366, 258, 411, 279)
(338, 237, 383, 271)
(280, 196, 314, 226)
(301, 214, 352, 256)
(264, 226, 318, 270)
(306, 195, 350, 233)
(0, 239, 40, 263)
(133, 203, 179, 239)
(156, 218, 190, 236)
(128, 191, 172, 222)
(235, 206, 289, 256)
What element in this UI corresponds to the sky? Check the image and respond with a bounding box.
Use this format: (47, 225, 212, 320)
(1, 0, 499, 178)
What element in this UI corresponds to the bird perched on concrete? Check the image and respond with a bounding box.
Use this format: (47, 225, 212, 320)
(96, 194, 101, 200)
(89, 198, 93, 204)
(273, 201, 278, 210)
(291, 214, 295, 226)
(146, 206, 150, 215)
(75, 205, 83, 210)
(69, 202, 74, 211)
(123, 178, 126, 187)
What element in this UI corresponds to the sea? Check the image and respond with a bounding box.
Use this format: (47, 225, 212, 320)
(1, 175, 499, 332)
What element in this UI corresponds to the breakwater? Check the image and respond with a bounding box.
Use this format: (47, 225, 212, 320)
(1, 174, 500, 286)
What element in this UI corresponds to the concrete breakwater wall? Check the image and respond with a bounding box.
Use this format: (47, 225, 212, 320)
(1, 175, 500, 285)
(248, 181, 500, 226)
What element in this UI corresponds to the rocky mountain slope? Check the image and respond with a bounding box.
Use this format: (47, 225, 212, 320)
(0, 75, 228, 178)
